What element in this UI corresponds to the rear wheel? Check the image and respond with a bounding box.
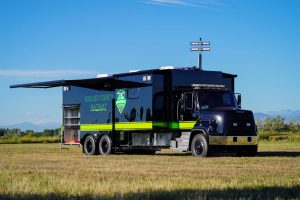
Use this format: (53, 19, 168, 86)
(83, 135, 97, 155)
(99, 135, 112, 155)
(191, 134, 209, 157)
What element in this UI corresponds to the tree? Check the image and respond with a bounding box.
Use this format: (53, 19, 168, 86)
(271, 116, 285, 132)
(255, 119, 264, 131)
(25, 130, 36, 137)
(42, 128, 60, 136)
(287, 119, 299, 133)
(263, 117, 272, 131)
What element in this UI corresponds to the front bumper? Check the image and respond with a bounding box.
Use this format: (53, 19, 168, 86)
(209, 136, 258, 145)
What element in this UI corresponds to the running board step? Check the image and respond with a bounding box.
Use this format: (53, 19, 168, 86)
(172, 132, 191, 152)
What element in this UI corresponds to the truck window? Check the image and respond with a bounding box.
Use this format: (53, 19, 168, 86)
(184, 93, 194, 110)
(198, 90, 237, 109)
(153, 94, 164, 120)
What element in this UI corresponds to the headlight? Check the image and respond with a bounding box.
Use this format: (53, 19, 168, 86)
(216, 115, 222, 123)
(209, 119, 219, 134)
(208, 115, 222, 134)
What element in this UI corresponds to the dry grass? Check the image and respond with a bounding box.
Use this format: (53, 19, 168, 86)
(0, 142, 299, 199)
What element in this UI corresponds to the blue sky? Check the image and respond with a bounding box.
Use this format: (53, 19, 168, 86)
(0, 0, 300, 126)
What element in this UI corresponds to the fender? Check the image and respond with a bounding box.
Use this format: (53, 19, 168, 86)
(189, 127, 209, 151)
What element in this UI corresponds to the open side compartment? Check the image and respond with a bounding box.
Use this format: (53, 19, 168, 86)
(63, 105, 80, 144)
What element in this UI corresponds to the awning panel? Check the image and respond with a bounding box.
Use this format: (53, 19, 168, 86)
(10, 77, 150, 90)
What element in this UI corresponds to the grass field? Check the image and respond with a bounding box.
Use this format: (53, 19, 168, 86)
(0, 142, 299, 199)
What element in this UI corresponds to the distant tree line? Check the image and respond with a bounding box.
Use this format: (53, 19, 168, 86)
(0, 128, 61, 144)
(256, 116, 300, 133)
(0, 128, 60, 137)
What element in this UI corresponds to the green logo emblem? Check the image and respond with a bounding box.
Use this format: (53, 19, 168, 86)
(116, 89, 127, 114)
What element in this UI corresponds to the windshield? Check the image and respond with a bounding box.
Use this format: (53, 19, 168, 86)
(197, 90, 237, 109)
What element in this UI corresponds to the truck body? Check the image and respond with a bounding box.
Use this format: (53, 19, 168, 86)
(11, 67, 258, 157)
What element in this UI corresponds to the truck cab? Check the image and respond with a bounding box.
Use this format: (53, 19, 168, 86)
(178, 87, 257, 156)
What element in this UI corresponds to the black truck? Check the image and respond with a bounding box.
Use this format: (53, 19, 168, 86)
(11, 66, 258, 157)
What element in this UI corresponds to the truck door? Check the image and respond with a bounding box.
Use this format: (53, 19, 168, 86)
(179, 92, 198, 121)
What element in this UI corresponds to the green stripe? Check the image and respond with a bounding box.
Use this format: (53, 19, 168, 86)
(80, 121, 197, 131)
(153, 121, 168, 127)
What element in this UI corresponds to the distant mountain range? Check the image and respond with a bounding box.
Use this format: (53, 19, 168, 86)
(0, 122, 60, 132)
(254, 109, 300, 122)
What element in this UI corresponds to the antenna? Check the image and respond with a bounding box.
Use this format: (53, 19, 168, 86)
(190, 37, 210, 70)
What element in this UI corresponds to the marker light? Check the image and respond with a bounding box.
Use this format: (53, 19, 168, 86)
(160, 66, 176, 70)
(96, 73, 110, 78)
(129, 70, 140, 73)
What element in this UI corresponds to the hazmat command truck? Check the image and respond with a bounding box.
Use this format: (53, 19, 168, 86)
(11, 66, 258, 157)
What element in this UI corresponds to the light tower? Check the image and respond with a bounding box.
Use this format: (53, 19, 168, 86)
(190, 38, 210, 70)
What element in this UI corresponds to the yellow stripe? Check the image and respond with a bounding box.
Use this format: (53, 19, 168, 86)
(80, 124, 112, 131)
(178, 121, 196, 129)
(80, 121, 196, 131)
(80, 122, 153, 131)
(115, 122, 152, 130)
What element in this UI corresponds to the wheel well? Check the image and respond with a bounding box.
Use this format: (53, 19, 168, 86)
(188, 129, 207, 151)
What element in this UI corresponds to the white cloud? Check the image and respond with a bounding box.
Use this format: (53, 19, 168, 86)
(0, 69, 95, 79)
(25, 112, 35, 117)
(144, 0, 225, 8)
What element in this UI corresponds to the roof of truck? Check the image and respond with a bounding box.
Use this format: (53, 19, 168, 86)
(10, 67, 236, 89)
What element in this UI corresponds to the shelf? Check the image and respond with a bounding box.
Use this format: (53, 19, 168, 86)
(64, 116, 80, 119)
(64, 124, 80, 127)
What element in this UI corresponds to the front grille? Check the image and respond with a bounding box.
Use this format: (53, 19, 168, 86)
(226, 111, 256, 136)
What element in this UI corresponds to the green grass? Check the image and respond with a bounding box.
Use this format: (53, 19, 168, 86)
(0, 142, 299, 199)
(0, 132, 298, 145)
(259, 131, 300, 142)
(0, 135, 60, 144)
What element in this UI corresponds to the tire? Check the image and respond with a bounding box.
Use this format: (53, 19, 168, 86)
(191, 134, 209, 157)
(83, 135, 97, 155)
(236, 145, 257, 157)
(98, 135, 112, 155)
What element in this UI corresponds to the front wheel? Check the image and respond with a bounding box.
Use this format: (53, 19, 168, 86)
(191, 134, 209, 157)
(99, 135, 112, 155)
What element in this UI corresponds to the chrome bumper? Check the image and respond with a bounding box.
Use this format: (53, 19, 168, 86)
(209, 136, 258, 145)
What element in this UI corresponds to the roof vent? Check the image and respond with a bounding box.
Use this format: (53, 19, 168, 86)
(96, 73, 110, 78)
(160, 66, 176, 70)
(129, 70, 140, 73)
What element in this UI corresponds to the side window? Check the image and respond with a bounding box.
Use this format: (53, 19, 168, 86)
(184, 93, 194, 110)
(153, 93, 164, 120)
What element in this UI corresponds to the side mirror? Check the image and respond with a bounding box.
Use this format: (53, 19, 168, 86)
(237, 94, 241, 108)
